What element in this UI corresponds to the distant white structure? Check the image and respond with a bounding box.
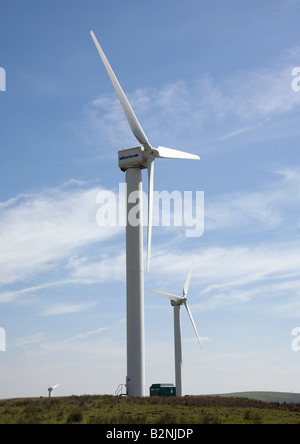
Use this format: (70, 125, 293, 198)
(0, 68, 6, 92)
(153, 263, 202, 397)
(47, 383, 60, 398)
(292, 67, 300, 92)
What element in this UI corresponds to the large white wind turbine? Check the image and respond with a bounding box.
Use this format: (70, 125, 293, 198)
(91, 31, 200, 397)
(153, 263, 202, 397)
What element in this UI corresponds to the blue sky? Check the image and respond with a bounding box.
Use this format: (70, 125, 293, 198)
(1, 0, 300, 398)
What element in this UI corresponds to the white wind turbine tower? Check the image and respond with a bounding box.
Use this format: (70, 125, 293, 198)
(90, 31, 200, 397)
(153, 263, 202, 397)
(47, 382, 60, 398)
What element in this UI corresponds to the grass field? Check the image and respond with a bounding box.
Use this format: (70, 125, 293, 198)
(219, 392, 300, 404)
(1, 394, 300, 424)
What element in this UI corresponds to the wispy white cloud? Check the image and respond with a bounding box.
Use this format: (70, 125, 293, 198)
(0, 281, 75, 305)
(217, 65, 300, 120)
(82, 47, 300, 151)
(40, 334, 124, 359)
(0, 182, 121, 288)
(40, 302, 97, 316)
(66, 253, 126, 284)
(11, 327, 112, 354)
(217, 122, 263, 142)
(205, 167, 300, 233)
(1, 167, 300, 311)
(12, 332, 45, 350)
(150, 237, 300, 316)
(64, 327, 110, 343)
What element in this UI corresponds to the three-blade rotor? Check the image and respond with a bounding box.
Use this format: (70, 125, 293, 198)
(47, 380, 60, 391)
(90, 31, 200, 271)
(152, 263, 202, 348)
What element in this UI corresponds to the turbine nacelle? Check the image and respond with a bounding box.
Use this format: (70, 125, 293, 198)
(118, 145, 196, 171)
(171, 297, 187, 307)
(119, 146, 148, 172)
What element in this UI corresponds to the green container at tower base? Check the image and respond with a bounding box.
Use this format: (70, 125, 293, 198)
(150, 383, 177, 397)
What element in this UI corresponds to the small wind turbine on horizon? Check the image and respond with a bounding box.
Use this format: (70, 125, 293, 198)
(90, 31, 200, 397)
(153, 263, 202, 397)
(47, 382, 60, 398)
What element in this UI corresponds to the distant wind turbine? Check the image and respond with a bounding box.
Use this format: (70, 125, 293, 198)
(90, 31, 200, 397)
(153, 263, 202, 397)
(47, 382, 60, 398)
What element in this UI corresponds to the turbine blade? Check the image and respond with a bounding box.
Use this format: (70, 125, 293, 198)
(152, 290, 184, 304)
(184, 302, 202, 349)
(52, 384, 60, 390)
(90, 31, 151, 150)
(183, 262, 194, 297)
(147, 157, 154, 272)
(156, 146, 200, 160)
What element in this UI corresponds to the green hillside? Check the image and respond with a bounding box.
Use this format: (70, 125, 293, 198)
(218, 392, 300, 404)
